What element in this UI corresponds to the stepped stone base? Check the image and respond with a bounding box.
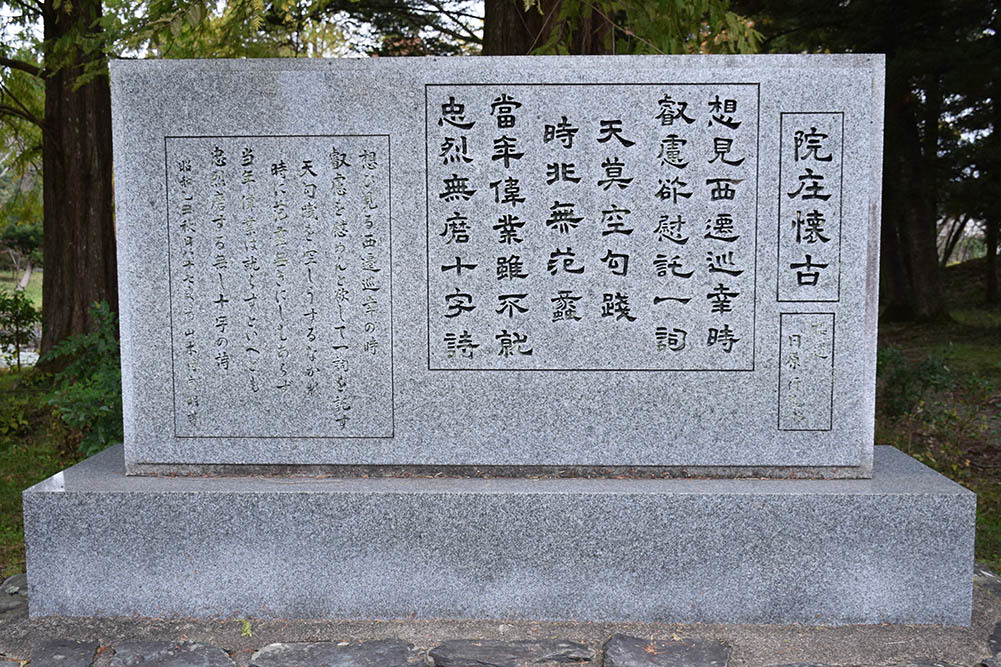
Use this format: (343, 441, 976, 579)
(22, 445, 974, 625)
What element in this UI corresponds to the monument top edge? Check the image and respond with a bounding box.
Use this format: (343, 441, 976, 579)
(109, 52, 885, 73)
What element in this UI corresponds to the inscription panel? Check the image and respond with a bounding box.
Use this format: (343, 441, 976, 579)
(426, 83, 760, 371)
(112, 56, 883, 472)
(165, 135, 393, 438)
(777, 113, 844, 302)
(778, 312, 835, 431)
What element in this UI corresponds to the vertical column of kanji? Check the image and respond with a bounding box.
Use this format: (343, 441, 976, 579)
(298, 153, 322, 398)
(269, 155, 293, 399)
(237, 145, 263, 397)
(701, 90, 755, 363)
(329, 144, 353, 429)
(432, 93, 482, 365)
(537, 106, 584, 362)
(488, 92, 535, 361)
(357, 145, 386, 370)
(649, 90, 699, 359)
(592, 110, 641, 337)
(173, 150, 200, 430)
(208, 145, 232, 391)
(539, 102, 590, 340)
(778, 313, 835, 430)
(538, 108, 582, 356)
(778, 114, 843, 302)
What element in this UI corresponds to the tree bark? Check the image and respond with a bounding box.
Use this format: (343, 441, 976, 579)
(987, 69, 1001, 305)
(482, 0, 613, 55)
(7, 248, 19, 279)
(39, 0, 118, 356)
(483, 0, 552, 55)
(879, 154, 910, 319)
(879, 69, 950, 322)
(939, 215, 970, 268)
(16, 258, 32, 291)
(987, 218, 999, 305)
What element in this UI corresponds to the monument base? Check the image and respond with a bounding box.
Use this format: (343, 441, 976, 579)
(23, 445, 974, 625)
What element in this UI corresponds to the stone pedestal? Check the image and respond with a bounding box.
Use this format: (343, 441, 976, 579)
(23, 445, 974, 624)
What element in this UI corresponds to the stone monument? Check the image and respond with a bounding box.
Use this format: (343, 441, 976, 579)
(23, 55, 975, 624)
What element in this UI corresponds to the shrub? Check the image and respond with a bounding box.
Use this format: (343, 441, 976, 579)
(42, 301, 123, 456)
(875, 345, 951, 419)
(0, 288, 40, 371)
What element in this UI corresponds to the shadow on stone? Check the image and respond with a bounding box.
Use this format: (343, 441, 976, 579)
(249, 639, 423, 667)
(31, 638, 99, 666)
(110, 641, 235, 666)
(0, 575, 27, 622)
(603, 633, 729, 667)
(428, 638, 594, 666)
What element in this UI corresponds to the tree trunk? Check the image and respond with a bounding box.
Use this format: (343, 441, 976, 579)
(7, 248, 19, 279)
(482, 0, 613, 55)
(483, 0, 553, 55)
(987, 70, 1001, 305)
(879, 70, 950, 322)
(987, 218, 999, 305)
(938, 215, 969, 268)
(879, 160, 910, 320)
(39, 0, 118, 357)
(16, 258, 32, 291)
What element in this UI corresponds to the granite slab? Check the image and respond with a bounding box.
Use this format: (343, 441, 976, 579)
(110, 55, 884, 476)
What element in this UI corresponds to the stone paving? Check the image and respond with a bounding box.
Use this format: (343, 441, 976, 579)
(2, 569, 1000, 666)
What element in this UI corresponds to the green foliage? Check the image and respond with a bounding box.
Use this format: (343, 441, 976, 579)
(0, 221, 42, 277)
(893, 367, 994, 475)
(0, 288, 39, 372)
(0, 222, 41, 257)
(0, 178, 43, 252)
(42, 301, 123, 457)
(0, 47, 43, 142)
(0, 47, 44, 250)
(978, 483, 1001, 574)
(875, 346, 951, 419)
(527, 0, 761, 55)
(0, 271, 41, 311)
(0, 393, 30, 437)
(103, 0, 309, 59)
(0, 369, 81, 577)
(102, 0, 480, 59)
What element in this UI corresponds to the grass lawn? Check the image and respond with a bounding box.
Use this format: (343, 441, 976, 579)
(0, 269, 42, 310)
(0, 370, 80, 578)
(0, 259, 999, 577)
(877, 258, 1001, 571)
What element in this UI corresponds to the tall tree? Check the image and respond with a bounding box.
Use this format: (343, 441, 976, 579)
(970, 9, 1001, 305)
(2, 0, 483, 355)
(736, 0, 995, 321)
(1, 0, 117, 355)
(41, 0, 117, 354)
(1, 0, 762, 361)
(483, 0, 760, 56)
(987, 95, 1000, 305)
